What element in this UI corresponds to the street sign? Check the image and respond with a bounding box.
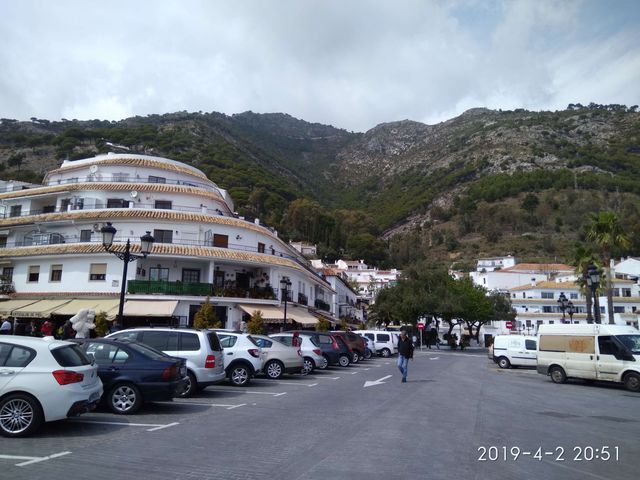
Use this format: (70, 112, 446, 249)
(417, 323, 425, 330)
(505, 321, 513, 329)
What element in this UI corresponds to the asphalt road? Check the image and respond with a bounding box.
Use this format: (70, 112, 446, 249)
(3, 350, 639, 480)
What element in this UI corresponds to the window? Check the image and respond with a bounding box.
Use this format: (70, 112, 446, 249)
(275, 336, 292, 346)
(182, 269, 200, 283)
(150, 267, 169, 281)
(612, 288, 620, 297)
(525, 340, 537, 350)
(570, 293, 578, 299)
(377, 333, 390, 342)
(541, 292, 554, 299)
(42, 205, 55, 213)
(153, 229, 173, 244)
(0, 345, 36, 367)
(218, 335, 237, 348)
(542, 306, 552, 313)
(213, 234, 228, 248)
(613, 306, 625, 313)
(254, 338, 273, 348)
(258, 242, 265, 253)
(0, 236, 6, 248)
(206, 332, 222, 351)
(598, 336, 621, 356)
(140, 331, 178, 351)
(28, 265, 40, 282)
(154, 200, 172, 210)
(60, 199, 71, 211)
(107, 198, 127, 208)
(180, 333, 201, 352)
(80, 229, 92, 242)
(89, 263, 107, 281)
(2, 267, 14, 282)
(50, 264, 63, 282)
(148, 175, 166, 184)
(50, 345, 91, 367)
(112, 173, 130, 182)
(622, 288, 632, 298)
(9, 205, 22, 217)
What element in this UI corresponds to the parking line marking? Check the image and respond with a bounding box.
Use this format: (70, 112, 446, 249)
(69, 419, 176, 429)
(175, 401, 247, 408)
(4, 451, 72, 467)
(226, 403, 246, 409)
(147, 422, 180, 432)
(350, 371, 359, 375)
(272, 381, 318, 387)
(211, 388, 287, 396)
(360, 368, 371, 370)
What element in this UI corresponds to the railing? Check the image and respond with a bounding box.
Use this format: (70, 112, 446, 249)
(314, 299, 331, 311)
(127, 280, 277, 300)
(298, 293, 308, 305)
(47, 175, 216, 190)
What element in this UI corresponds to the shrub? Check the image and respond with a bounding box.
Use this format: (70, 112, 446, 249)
(194, 297, 221, 329)
(247, 310, 265, 335)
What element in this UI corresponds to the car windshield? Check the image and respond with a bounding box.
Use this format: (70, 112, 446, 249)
(616, 335, 640, 354)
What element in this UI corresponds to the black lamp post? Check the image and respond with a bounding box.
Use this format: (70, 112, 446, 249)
(557, 292, 568, 322)
(587, 264, 601, 324)
(566, 301, 575, 324)
(280, 276, 291, 331)
(101, 222, 154, 330)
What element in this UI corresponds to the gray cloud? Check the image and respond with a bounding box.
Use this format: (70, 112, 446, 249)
(1, 0, 638, 131)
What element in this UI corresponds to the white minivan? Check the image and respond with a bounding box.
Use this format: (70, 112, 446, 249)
(490, 335, 537, 369)
(537, 324, 640, 392)
(356, 330, 397, 357)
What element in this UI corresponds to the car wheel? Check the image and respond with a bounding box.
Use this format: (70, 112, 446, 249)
(108, 383, 142, 415)
(265, 360, 284, 379)
(549, 366, 567, 384)
(364, 349, 372, 360)
(623, 372, 640, 392)
(381, 348, 391, 358)
(497, 357, 511, 369)
(318, 355, 329, 370)
(0, 393, 43, 438)
(339, 354, 350, 367)
(229, 365, 251, 386)
(303, 358, 315, 375)
(352, 352, 359, 364)
(176, 371, 197, 398)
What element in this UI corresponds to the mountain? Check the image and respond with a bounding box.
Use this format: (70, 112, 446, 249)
(1, 104, 639, 267)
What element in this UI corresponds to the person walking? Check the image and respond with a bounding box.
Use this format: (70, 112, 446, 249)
(0, 317, 12, 335)
(397, 329, 414, 383)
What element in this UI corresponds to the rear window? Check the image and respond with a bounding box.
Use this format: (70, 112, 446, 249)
(246, 335, 260, 347)
(315, 335, 333, 345)
(180, 333, 201, 352)
(140, 331, 179, 351)
(206, 332, 222, 352)
(308, 336, 320, 347)
(51, 345, 92, 367)
(0, 344, 36, 367)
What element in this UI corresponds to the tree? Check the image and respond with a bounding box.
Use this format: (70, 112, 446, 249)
(247, 310, 265, 335)
(93, 311, 110, 337)
(521, 193, 539, 214)
(585, 211, 631, 324)
(571, 243, 598, 323)
(316, 318, 330, 332)
(193, 297, 221, 329)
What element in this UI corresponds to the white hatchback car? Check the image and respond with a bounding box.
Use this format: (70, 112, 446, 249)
(0, 336, 103, 437)
(252, 335, 304, 379)
(269, 333, 326, 373)
(213, 330, 263, 386)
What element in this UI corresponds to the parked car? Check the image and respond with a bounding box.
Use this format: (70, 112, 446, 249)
(73, 338, 187, 414)
(284, 331, 351, 368)
(357, 330, 398, 357)
(269, 332, 326, 373)
(106, 327, 225, 397)
(358, 334, 376, 359)
(0, 336, 103, 437)
(490, 335, 537, 369)
(537, 324, 640, 392)
(331, 331, 366, 363)
(213, 330, 263, 386)
(252, 335, 304, 379)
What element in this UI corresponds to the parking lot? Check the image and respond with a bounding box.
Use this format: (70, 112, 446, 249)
(3, 350, 639, 480)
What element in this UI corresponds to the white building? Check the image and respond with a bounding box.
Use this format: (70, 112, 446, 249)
(0, 153, 335, 330)
(470, 262, 575, 291)
(288, 241, 317, 257)
(318, 268, 363, 324)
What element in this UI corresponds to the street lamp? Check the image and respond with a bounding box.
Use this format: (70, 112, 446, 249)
(566, 301, 575, 324)
(101, 222, 154, 330)
(587, 264, 601, 324)
(557, 292, 568, 322)
(280, 276, 291, 331)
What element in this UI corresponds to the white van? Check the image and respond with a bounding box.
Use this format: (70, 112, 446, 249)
(537, 324, 640, 392)
(356, 330, 398, 357)
(490, 335, 537, 369)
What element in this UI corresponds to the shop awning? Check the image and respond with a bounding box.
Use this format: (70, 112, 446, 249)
(12, 299, 74, 318)
(123, 300, 178, 317)
(286, 307, 319, 327)
(50, 299, 120, 317)
(238, 304, 285, 322)
(0, 299, 41, 316)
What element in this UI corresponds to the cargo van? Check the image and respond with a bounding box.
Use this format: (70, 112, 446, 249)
(490, 335, 537, 369)
(537, 324, 640, 392)
(355, 330, 398, 357)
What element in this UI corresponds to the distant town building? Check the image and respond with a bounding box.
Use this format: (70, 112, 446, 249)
(288, 241, 317, 257)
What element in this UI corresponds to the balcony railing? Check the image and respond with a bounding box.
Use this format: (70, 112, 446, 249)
(297, 292, 308, 305)
(314, 298, 331, 311)
(127, 280, 277, 300)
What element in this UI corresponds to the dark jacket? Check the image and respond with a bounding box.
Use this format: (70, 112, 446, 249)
(398, 336, 414, 358)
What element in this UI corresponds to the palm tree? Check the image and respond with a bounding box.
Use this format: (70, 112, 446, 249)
(571, 244, 597, 323)
(585, 211, 631, 324)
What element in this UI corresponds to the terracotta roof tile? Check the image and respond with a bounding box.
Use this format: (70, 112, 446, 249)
(501, 263, 574, 272)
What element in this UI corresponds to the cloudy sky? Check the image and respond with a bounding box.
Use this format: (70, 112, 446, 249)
(1, 0, 639, 132)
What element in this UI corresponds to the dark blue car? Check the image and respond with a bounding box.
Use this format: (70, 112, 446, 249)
(72, 338, 187, 415)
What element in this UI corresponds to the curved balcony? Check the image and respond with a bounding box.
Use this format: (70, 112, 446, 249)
(127, 280, 277, 300)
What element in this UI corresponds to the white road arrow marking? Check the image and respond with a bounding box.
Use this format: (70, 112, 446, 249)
(363, 374, 393, 388)
(430, 357, 440, 360)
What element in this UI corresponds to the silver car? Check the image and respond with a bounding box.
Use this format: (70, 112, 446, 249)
(270, 333, 327, 373)
(252, 335, 304, 379)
